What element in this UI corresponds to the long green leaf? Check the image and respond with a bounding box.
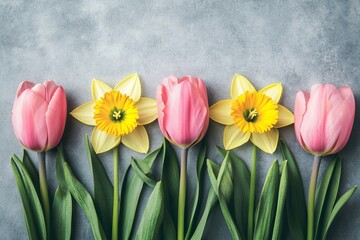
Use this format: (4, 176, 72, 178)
(280, 140, 306, 240)
(229, 150, 250, 239)
(185, 141, 207, 240)
(52, 146, 72, 240)
(52, 188, 72, 240)
(190, 188, 218, 240)
(323, 185, 357, 239)
(85, 135, 113, 239)
(11, 155, 46, 240)
(63, 162, 105, 240)
(136, 181, 164, 240)
(130, 157, 157, 187)
(254, 160, 279, 240)
(160, 138, 180, 238)
(207, 157, 241, 240)
(272, 161, 288, 240)
(22, 150, 40, 194)
(315, 157, 341, 240)
(120, 145, 162, 240)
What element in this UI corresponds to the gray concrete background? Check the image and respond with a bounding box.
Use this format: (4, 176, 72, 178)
(1, 0, 359, 239)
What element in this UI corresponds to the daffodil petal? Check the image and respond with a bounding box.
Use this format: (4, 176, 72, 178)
(91, 127, 121, 154)
(136, 97, 158, 125)
(209, 99, 233, 125)
(274, 104, 294, 128)
(250, 128, 279, 154)
(70, 101, 96, 126)
(91, 79, 112, 101)
(259, 83, 283, 103)
(230, 73, 256, 100)
(121, 125, 149, 153)
(223, 125, 250, 150)
(115, 73, 141, 102)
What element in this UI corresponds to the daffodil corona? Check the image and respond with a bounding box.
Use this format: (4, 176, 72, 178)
(210, 73, 294, 153)
(94, 91, 139, 136)
(231, 91, 278, 134)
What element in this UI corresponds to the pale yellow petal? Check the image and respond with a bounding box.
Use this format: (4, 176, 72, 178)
(114, 73, 141, 102)
(274, 104, 294, 128)
(136, 97, 158, 125)
(91, 79, 112, 101)
(250, 128, 279, 154)
(91, 127, 121, 154)
(121, 125, 149, 153)
(259, 83, 283, 103)
(209, 99, 233, 125)
(70, 101, 96, 126)
(223, 125, 250, 150)
(230, 73, 256, 100)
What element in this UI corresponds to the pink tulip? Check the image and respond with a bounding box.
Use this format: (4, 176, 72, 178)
(156, 76, 209, 149)
(12, 80, 67, 152)
(294, 84, 355, 156)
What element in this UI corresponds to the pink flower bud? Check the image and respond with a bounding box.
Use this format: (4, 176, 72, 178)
(12, 80, 67, 152)
(294, 84, 355, 156)
(156, 76, 209, 149)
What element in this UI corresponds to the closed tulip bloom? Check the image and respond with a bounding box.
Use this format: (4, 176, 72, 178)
(156, 76, 209, 149)
(12, 80, 67, 152)
(294, 84, 355, 156)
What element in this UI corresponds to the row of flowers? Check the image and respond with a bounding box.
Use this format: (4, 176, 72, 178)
(10, 73, 356, 240)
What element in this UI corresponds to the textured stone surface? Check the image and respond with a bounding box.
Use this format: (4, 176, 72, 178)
(1, 0, 359, 239)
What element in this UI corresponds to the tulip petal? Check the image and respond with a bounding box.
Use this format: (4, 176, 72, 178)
(156, 85, 170, 140)
(91, 79, 112, 101)
(70, 102, 96, 126)
(121, 125, 149, 153)
(16, 81, 35, 97)
(46, 87, 67, 150)
(44, 80, 59, 103)
(31, 83, 46, 100)
(259, 83, 283, 103)
(300, 84, 337, 154)
(163, 80, 208, 148)
(326, 86, 355, 155)
(250, 128, 279, 154)
(294, 91, 309, 149)
(12, 89, 48, 151)
(181, 76, 209, 105)
(114, 74, 141, 102)
(136, 97, 157, 125)
(91, 127, 121, 154)
(230, 73, 256, 100)
(162, 76, 180, 93)
(223, 125, 250, 150)
(209, 99, 233, 125)
(274, 104, 294, 128)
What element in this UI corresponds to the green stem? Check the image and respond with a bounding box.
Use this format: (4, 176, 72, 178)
(112, 147, 119, 240)
(307, 155, 321, 240)
(178, 148, 188, 240)
(38, 152, 50, 239)
(248, 145, 256, 240)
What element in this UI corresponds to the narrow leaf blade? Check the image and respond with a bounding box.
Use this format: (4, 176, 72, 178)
(280, 140, 306, 240)
(272, 161, 288, 240)
(136, 181, 164, 240)
(52, 188, 72, 240)
(185, 141, 207, 240)
(323, 185, 357, 239)
(63, 163, 105, 240)
(254, 160, 280, 240)
(85, 135, 113, 239)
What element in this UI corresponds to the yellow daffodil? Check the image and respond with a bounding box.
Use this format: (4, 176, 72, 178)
(70, 74, 157, 154)
(209, 73, 294, 153)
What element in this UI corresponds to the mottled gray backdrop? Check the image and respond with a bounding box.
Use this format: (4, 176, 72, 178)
(1, 0, 359, 239)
